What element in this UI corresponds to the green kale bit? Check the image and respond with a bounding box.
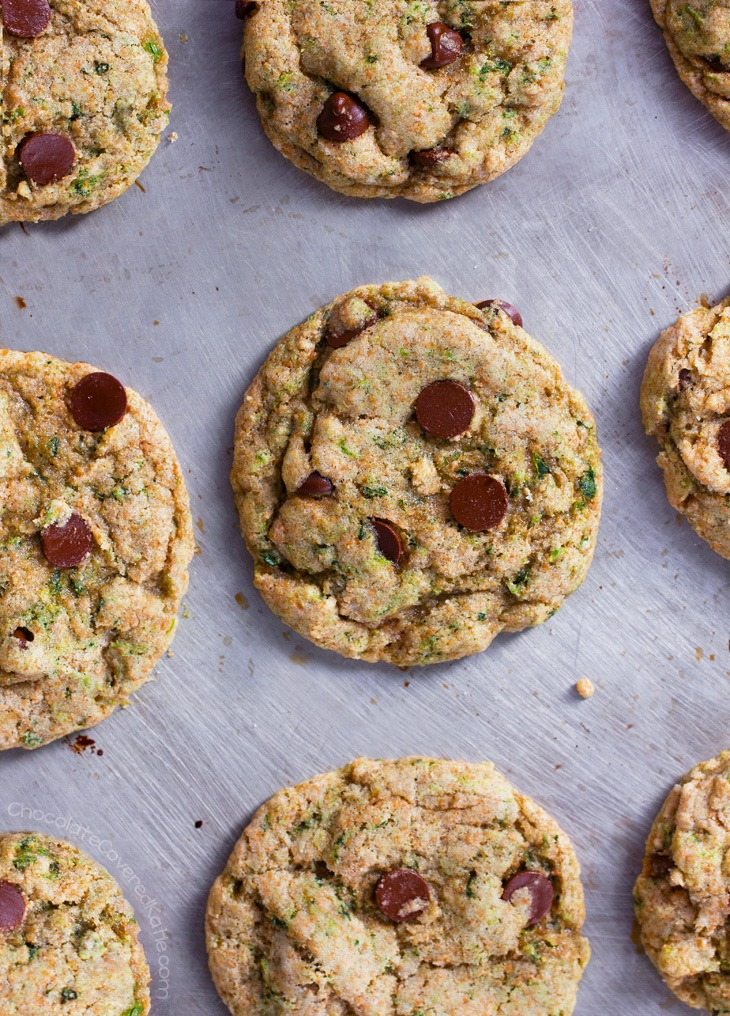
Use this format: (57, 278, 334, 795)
(578, 468, 597, 501)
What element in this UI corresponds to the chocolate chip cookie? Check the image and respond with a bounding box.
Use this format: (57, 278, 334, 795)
(634, 752, 730, 1012)
(231, 277, 602, 666)
(641, 298, 730, 558)
(0, 0, 170, 224)
(206, 756, 590, 1016)
(0, 831, 149, 1014)
(239, 0, 573, 201)
(0, 350, 194, 750)
(651, 1, 730, 131)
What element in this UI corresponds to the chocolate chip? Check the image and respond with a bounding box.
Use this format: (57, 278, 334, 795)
(415, 380, 475, 440)
(317, 92, 370, 143)
(17, 133, 75, 187)
(647, 853, 673, 879)
(502, 871, 553, 925)
(12, 627, 34, 648)
(235, 0, 257, 16)
(409, 147, 453, 169)
(0, 881, 26, 931)
(297, 471, 334, 497)
(706, 55, 729, 72)
(325, 304, 378, 350)
(41, 513, 93, 569)
(449, 474, 508, 532)
(68, 372, 127, 431)
(370, 518, 405, 565)
(1, 0, 50, 37)
(421, 22, 464, 70)
(375, 869, 430, 923)
(476, 300, 523, 329)
(677, 368, 693, 391)
(718, 421, 730, 471)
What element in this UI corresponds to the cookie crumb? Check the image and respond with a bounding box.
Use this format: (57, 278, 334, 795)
(575, 678, 595, 700)
(194, 820, 203, 829)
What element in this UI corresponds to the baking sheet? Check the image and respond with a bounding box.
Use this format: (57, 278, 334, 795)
(0, 0, 728, 1012)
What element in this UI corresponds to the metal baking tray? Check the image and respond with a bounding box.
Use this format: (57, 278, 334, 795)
(0, 0, 728, 1012)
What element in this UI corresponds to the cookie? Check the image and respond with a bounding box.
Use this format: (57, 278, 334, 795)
(231, 277, 602, 666)
(206, 756, 590, 1016)
(0, 0, 170, 224)
(634, 752, 730, 1012)
(650, 0, 730, 131)
(0, 831, 149, 1014)
(240, 0, 573, 202)
(0, 350, 194, 750)
(640, 298, 730, 559)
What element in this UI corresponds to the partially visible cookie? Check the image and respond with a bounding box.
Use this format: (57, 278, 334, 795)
(240, 0, 573, 202)
(641, 299, 730, 558)
(651, 0, 730, 131)
(206, 756, 590, 1016)
(231, 277, 602, 666)
(634, 752, 730, 1012)
(0, 0, 170, 224)
(0, 350, 194, 749)
(0, 831, 149, 1014)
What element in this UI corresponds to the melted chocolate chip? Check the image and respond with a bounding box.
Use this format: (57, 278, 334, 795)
(421, 21, 464, 70)
(41, 513, 93, 569)
(0, 881, 26, 931)
(370, 518, 405, 565)
(415, 380, 475, 439)
(235, 0, 257, 17)
(1, 0, 50, 38)
(449, 474, 508, 532)
(12, 627, 34, 648)
(297, 471, 334, 497)
(677, 368, 693, 391)
(647, 853, 673, 879)
(317, 92, 370, 143)
(326, 307, 378, 349)
(409, 147, 453, 169)
(718, 420, 730, 471)
(68, 372, 127, 431)
(18, 133, 75, 186)
(502, 871, 554, 925)
(476, 300, 523, 328)
(375, 869, 430, 923)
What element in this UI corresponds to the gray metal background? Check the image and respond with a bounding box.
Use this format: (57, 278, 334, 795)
(0, 0, 728, 1012)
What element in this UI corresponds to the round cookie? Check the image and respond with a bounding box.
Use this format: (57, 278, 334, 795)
(231, 277, 602, 666)
(0, 350, 194, 750)
(650, 0, 730, 131)
(0, 831, 150, 1014)
(206, 756, 590, 1016)
(641, 298, 730, 559)
(240, 0, 573, 202)
(634, 752, 730, 1012)
(0, 0, 170, 224)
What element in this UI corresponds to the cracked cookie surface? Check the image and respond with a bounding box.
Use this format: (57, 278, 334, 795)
(0, 0, 169, 224)
(0, 350, 194, 750)
(206, 756, 590, 1016)
(231, 277, 602, 667)
(635, 752, 730, 1012)
(651, 0, 730, 131)
(641, 298, 730, 558)
(0, 831, 149, 1015)
(241, 0, 573, 202)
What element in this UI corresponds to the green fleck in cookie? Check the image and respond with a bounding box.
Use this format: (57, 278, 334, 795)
(0, 350, 194, 750)
(231, 277, 602, 666)
(206, 756, 590, 1016)
(640, 298, 730, 558)
(239, 0, 573, 202)
(0, 0, 170, 224)
(634, 752, 730, 1012)
(651, 0, 730, 131)
(0, 831, 149, 1014)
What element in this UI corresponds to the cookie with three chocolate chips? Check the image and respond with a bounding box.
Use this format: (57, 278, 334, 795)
(0, 350, 194, 749)
(641, 298, 730, 558)
(0, 831, 150, 1013)
(231, 277, 602, 666)
(0, 0, 170, 224)
(238, 0, 573, 201)
(206, 757, 590, 1016)
(651, 0, 730, 131)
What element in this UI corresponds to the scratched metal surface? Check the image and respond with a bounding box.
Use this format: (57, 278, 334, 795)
(0, 0, 728, 1012)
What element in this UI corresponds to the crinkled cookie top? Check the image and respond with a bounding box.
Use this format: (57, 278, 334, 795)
(0, 350, 193, 750)
(206, 757, 590, 1016)
(232, 278, 602, 666)
(0, 0, 169, 224)
(0, 832, 149, 1015)
(635, 752, 730, 1012)
(242, 0, 573, 201)
(641, 299, 730, 558)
